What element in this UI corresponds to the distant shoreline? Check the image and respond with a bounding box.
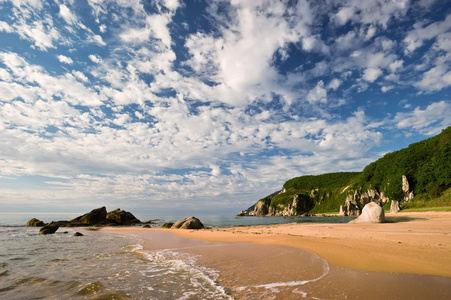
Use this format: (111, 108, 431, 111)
(104, 211, 451, 278)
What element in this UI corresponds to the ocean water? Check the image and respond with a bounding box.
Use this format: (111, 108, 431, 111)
(1, 213, 451, 300)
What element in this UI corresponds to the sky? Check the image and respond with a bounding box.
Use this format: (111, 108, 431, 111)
(0, 0, 450, 216)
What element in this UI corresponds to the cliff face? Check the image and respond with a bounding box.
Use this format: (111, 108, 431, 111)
(240, 175, 415, 217)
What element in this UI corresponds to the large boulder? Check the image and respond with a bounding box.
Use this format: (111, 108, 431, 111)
(350, 202, 385, 224)
(71, 207, 107, 225)
(39, 225, 59, 234)
(106, 208, 141, 225)
(26, 218, 46, 227)
(161, 222, 174, 228)
(171, 217, 204, 230)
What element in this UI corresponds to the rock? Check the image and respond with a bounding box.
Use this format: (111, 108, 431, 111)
(26, 218, 46, 227)
(339, 205, 347, 216)
(71, 207, 107, 225)
(161, 222, 174, 228)
(106, 208, 141, 225)
(236, 210, 249, 216)
(73, 232, 84, 236)
(142, 224, 151, 228)
(349, 202, 385, 224)
(39, 225, 59, 234)
(170, 217, 204, 230)
(390, 200, 401, 213)
(171, 219, 186, 229)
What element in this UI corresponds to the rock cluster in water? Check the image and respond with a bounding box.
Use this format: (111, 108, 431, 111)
(27, 206, 142, 234)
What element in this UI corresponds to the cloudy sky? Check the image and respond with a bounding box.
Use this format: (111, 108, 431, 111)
(0, 0, 450, 215)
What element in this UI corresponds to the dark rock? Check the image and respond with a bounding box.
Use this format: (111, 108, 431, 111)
(106, 208, 141, 225)
(171, 219, 186, 229)
(142, 224, 151, 228)
(26, 218, 45, 227)
(39, 225, 59, 235)
(48, 221, 78, 227)
(171, 217, 204, 230)
(161, 222, 174, 228)
(73, 232, 84, 236)
(71, 207, 107, 225)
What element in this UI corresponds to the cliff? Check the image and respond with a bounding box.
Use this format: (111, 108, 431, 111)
(239, 127, 451, 216)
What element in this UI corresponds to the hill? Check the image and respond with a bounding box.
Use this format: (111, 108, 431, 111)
(238, 127, 451, 216)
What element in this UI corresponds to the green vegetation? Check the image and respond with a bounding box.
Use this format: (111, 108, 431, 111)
(248, 127, 451, 214)
(353, 126, 451, 200)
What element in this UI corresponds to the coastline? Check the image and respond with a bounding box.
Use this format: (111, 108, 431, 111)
(104, 211, 451, 278)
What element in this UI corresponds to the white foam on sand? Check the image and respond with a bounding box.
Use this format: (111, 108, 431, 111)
(130, 243, 233, 300)
(237, 253, 330, 298)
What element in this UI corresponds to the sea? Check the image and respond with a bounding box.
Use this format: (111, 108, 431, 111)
(1, 213, 451, 300)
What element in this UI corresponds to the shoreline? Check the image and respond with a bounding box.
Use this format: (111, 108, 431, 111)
(104, 211, 451, 278)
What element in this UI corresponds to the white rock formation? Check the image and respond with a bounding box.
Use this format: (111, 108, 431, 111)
(349, 202, 385, 223)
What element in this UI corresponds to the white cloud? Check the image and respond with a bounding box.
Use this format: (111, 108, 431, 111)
(59, 4, 78, 25)
(0, 21, 13, 33)
(307, 81, 328, 104)
(88, 54, 102, 63)
(72, 70, 89, 82)
(394, 101, 451, 135)
(0, 52, 103, 106)
(416, 64, 451, 91)
(404, 14, 451, 54)
(363, 67, 382, 82)
(334, 6, 356, 26)
(57, 55, 73, 64)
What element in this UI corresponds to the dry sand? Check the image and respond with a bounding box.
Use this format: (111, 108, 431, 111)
(167, 212, 451, 277)
(103, 212, 451, 299)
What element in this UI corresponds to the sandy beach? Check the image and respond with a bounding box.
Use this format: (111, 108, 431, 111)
(164, 211, 451, 277)
(104, 212, 451, 299)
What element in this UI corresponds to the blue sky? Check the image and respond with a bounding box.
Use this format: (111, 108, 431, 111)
(0, 0, 450, 215)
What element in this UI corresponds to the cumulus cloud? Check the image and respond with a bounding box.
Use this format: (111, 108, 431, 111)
(394, 101, 451, 135)
(363, 67, 382, 82)
(88, 54, 102, 63)
(57, 55, 73, 64)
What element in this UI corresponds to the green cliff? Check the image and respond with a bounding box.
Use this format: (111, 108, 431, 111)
(239, 127, 451, 216)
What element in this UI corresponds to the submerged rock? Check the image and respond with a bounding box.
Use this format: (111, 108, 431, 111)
(349, 202, 385, 224)
(26, 218, 46, 227)
(39, 225, 59, 234)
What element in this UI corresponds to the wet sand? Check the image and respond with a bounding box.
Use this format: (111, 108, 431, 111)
(104, 212, 451, 299)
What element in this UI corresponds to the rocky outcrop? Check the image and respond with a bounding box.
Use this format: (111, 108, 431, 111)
(39, 225, 59, 234)
(26, 218, 45, 227)
(390, 200, 401, 213)
(349, 202, 385, 224)
(402, 175, 414, 202)
(28, 207, 142, 228)
(345, 188, 389, 216)
(71, 207, 107, 225)
(170, 217, 204, 229)
(106, 208, 141, 225)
